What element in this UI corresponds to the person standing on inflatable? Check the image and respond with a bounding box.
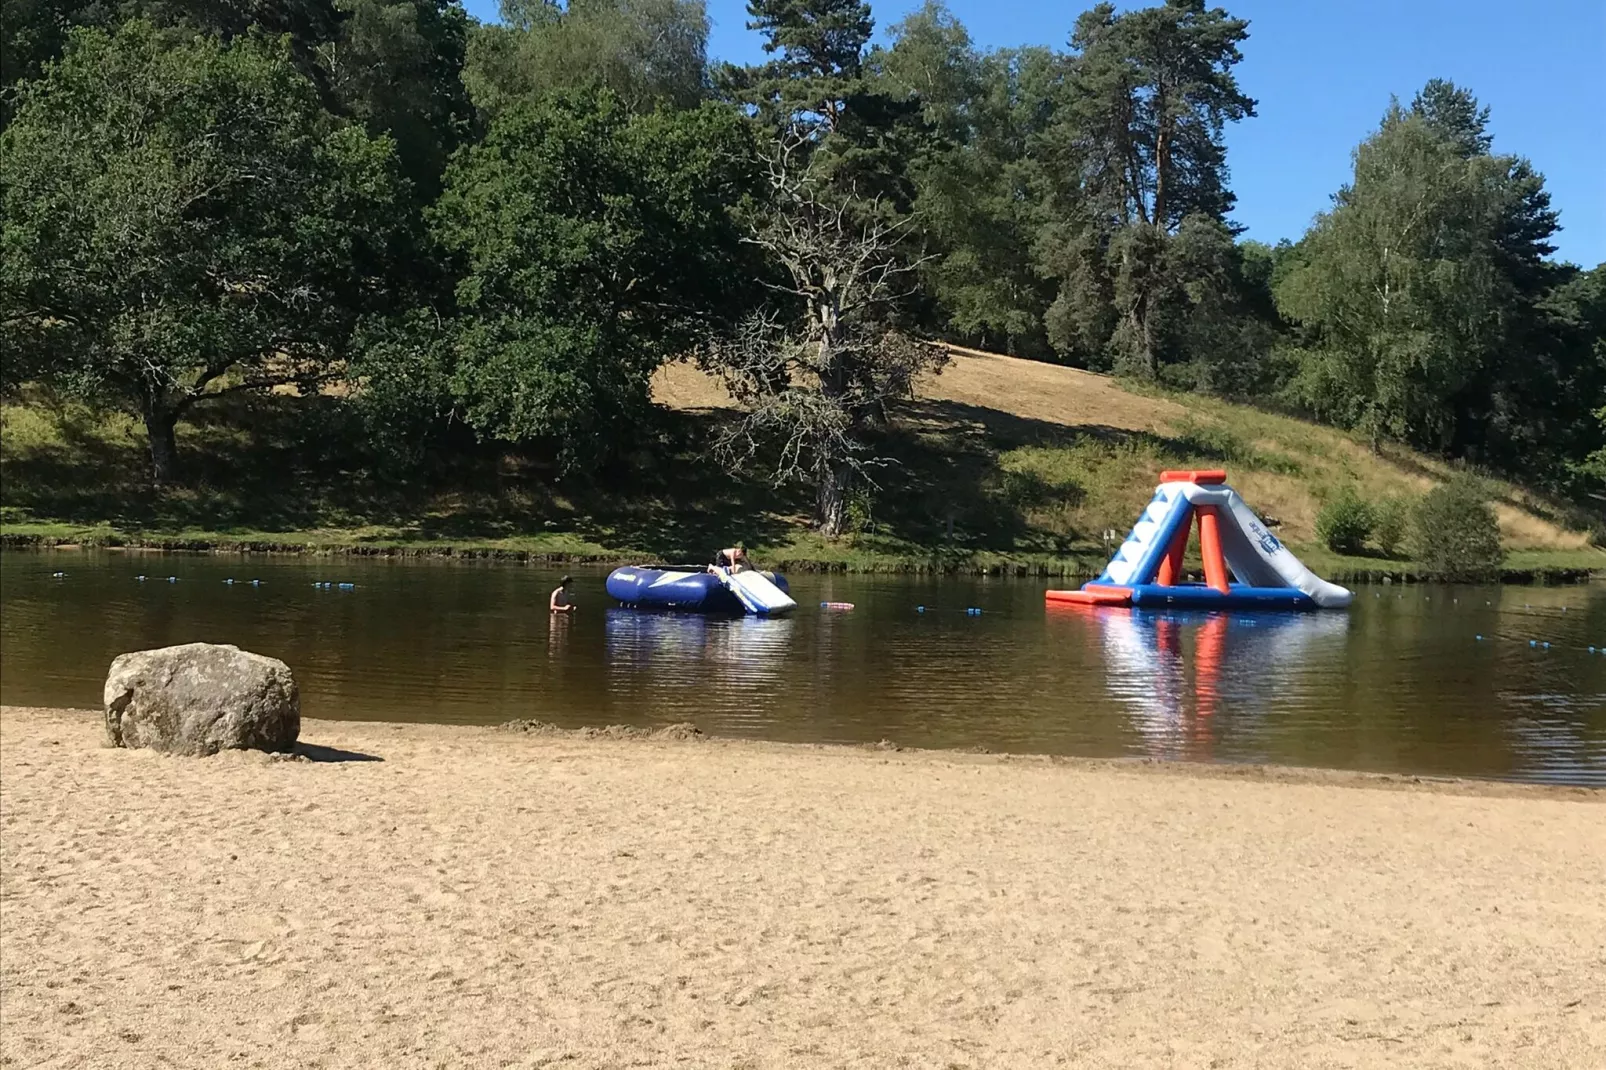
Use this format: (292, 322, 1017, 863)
(710, 545, 749, 574)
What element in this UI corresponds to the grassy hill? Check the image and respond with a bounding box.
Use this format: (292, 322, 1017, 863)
(3, 347, 1602, 578)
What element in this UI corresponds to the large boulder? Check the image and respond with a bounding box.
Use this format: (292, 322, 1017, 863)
(104, 643, 299, 756)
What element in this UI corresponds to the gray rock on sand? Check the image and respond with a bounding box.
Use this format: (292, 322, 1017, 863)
(103, 643, 300, 756)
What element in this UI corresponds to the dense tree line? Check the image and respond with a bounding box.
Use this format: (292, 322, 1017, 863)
(3, 0, 1602, 529)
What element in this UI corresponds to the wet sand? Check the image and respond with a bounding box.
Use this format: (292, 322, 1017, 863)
(2, 705, 1602, 1069)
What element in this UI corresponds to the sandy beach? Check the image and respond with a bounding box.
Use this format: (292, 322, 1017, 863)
(2, 706, 1602, 1069)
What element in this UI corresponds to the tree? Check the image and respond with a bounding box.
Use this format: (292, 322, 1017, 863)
(702, 135, 949, 535)
(733, 0, 873, 136)
(320, 0, 473, 201)
(0, 21, 407, 483)
(1409, 476, 1504, 580)
(1275, 105, 1505, 449)
(465, 0, 709, 118)
(365, 91, 763, 469)
(1276, 83, 1601, 477)
(1064, 0, 1254, 232)
(1036, 0, 1255, 375)
(874, 7, 1060, 355)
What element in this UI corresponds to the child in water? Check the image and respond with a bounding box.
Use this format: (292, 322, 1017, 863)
(549, 575, 576, 613)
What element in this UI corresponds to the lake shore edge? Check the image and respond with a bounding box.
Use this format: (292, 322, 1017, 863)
(4, 529, 1602, 584)
(4, 703, 1603, 1069)
(8, 705, 1602, 799)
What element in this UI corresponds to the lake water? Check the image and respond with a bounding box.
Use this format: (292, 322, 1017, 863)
(2, 550, 1603, 785)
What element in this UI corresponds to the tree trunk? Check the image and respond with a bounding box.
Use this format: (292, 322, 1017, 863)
(815, 463, 849, 538)
(144, 404, 180, 487)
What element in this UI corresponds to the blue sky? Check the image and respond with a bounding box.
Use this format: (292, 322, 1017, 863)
(463, 0, 1605, 265)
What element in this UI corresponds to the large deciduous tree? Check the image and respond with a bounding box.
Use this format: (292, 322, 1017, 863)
(1276, 81, 1604, 480)
(465, 0, 710, 118)
(873, 4, 1060, 356)
(0, 20, 407, 484)
(320, 0, 473, 201)
(354, 91, 763, 469)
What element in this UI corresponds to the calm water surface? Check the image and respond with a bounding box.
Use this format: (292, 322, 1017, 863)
(3, 551, 1603, 784)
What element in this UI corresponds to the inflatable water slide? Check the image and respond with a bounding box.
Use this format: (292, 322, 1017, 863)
(1047, 469, 1353, 610)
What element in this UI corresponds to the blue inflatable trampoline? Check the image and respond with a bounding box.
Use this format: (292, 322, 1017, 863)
(606, 566, 792, 614)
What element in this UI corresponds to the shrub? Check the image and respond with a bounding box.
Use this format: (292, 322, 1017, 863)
(1409, 476, 1504, 580)
(1316, 487, 1374, 554)
(1371, 494, 1410, 558)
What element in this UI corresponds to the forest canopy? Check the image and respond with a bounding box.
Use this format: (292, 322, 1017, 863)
(2, 0, 1601, 528)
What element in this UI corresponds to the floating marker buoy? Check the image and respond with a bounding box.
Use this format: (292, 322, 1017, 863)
(338, 582, 355, 589)
(820, 601, 854, 610)
(52, 571, 65, 577)
(250, 579, 261, 586)
(166, 576, 177, 583)
(1475, 635, 1483, 641)
(224, 578, 234, 585)
(916, 605, 926, 613)
(136, 575, 146, 581)
(1542, 642, 1551, 649)
(1529, 640, 1537, 648)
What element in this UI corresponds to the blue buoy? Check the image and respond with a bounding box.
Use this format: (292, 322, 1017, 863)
(166, 576, 177, 583)
(1475, 634, 1483, 641)
(338, 582, 355, 590)
(224, 578, 234, 585)
(51, 571, 65, 577)
(250, 579, 261, 586)
(1542, 642, 1551, 649)
(966, 607, 982, 615)
(1529, 640, 1537, 647)
(135, 575, 146, 581)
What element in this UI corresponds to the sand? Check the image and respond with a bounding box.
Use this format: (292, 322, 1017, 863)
(2, 706, 1602, 1069)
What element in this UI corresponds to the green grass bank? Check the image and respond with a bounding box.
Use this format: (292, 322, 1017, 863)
(3, 351, 1601, 583)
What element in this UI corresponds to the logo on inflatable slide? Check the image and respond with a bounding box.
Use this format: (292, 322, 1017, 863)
(1247, 520, 1281, 554)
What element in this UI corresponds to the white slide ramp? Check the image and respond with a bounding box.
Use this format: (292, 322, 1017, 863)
(1175, 483, 1354, 608)
(718, 568, 798, 615)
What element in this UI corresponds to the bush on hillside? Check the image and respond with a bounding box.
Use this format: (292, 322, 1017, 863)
(1409, 476, 1504, 580)
(1316, 487, 1374, 554)
(1371, 494, 1410, 558)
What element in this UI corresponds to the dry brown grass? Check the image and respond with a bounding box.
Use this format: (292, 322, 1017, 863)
(652, 348, 1594, 552)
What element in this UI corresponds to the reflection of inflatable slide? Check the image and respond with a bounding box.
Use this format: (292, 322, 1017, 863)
(1048, 469, 1352, 610)
(1099, 609, 1350, 759)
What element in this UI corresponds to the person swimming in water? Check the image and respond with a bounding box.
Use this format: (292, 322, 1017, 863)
(549, 575, 576, 613)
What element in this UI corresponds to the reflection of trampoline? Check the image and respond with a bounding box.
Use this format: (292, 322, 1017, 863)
(603, 609, 796, 705)
(1099, 609, 1350, 759)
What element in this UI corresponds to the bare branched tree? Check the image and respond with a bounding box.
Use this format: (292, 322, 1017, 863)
(701, 130, 948, 536)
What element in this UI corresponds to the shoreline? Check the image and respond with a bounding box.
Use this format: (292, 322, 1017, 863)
(4, 704, 1603, 1069)
(16, 706, 1606, 799)
(4, 530, 1602, 584)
